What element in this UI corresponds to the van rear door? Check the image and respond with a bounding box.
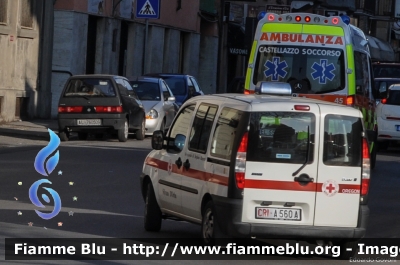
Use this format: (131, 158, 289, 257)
(314, 106, 363, 227)
(242, 102, 319, 226)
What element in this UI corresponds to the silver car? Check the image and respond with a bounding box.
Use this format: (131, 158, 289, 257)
(129, 77, 177, 135)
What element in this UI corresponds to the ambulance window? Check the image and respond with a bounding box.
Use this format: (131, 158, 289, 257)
(323, 115, 362, 166)
(253, 45, 345, 94)
(355, 52, 370, 97)
(210, 107, 243, 160)
(167, 104, 195, 153)
(247, 112, 315, 164)
(188, 104, 218, 153)
(253, 45, 295, 84)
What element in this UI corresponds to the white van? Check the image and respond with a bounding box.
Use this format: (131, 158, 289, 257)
(140, 82, 370, 258)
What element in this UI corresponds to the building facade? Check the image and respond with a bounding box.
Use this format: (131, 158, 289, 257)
(51, 0, 219, 118)
(0, 0, 398, 121)
(0, 0, 53, 122)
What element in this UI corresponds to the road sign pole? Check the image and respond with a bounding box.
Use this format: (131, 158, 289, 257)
(143, 19, 149, 75)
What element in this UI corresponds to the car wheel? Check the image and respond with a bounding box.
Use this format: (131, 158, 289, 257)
(78, 132, 88, 140)
(136, 117, 145, 140)
(59, 130, 69, 142)
(337, 240, 358, 259)
(370, 141, 377, 170)
(201, 201, 224, 245)
(144, 182, 162, 232)
(118, 119, 128, 142)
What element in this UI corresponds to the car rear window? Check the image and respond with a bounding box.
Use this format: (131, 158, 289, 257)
(373, 65, 400, 78)
(323, 115, 362, 167)
(130, 81, 161, 101)
(162, 77, 186, 96)
(387, 89, 400, 105)
(64, 78, 116, 97)
(247, 112, 315, 164)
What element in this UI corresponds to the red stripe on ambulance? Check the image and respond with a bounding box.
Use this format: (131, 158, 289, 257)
(245, 179, 360, 194)
(145, 157, 228, 186)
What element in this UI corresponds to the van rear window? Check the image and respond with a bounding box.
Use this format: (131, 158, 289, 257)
(247, 112, 315, 164)
(323, 115, 362, 167)
(64, 78, 116, 97)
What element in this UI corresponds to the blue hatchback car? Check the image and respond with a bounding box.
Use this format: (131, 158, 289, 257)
(144, 73, 203, 107)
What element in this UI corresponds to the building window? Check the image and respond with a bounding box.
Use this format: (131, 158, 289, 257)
(0, 0, 7, 25)
(20, 0, 34, 28)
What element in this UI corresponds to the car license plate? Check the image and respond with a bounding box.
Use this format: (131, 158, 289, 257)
(396, 125, 400, 131)
(255, 207, 301, 221)
(77, 119, 101, 126)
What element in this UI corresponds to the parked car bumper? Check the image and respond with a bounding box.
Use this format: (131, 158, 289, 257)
(377, 117, 400, 141)
(144, 118, 161, 135)
(212, 195, 369, 239)
(58, 113, 126, 132)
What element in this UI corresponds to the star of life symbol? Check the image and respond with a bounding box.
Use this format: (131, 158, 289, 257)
(322, 179, 339, 197)
(168, 160, 172, 175)
(264, 57, 288, 81)
(311, 59, 335, 84)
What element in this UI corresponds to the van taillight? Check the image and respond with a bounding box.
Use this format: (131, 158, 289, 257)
(235, 132, 248, 189)
(361, 138, 370, 198)
(244, 89, 254, 95)
(346, 96, 354, 106)
(58, 106, 83, 113)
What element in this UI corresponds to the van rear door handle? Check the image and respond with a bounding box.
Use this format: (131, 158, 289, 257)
(175, 157, 182, 169)
(183, 159, 190, 170)
(294, 174, 314, 186)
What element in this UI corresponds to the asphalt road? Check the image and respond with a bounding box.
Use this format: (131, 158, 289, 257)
(0, 133, 399, 264)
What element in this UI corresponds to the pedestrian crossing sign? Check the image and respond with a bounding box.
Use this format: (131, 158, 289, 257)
(136, 0, 160, 19)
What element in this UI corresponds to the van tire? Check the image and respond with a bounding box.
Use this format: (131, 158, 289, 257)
(337, 240, 358, 259)
(59, 130, 69, 142)
(201, 201, 224, 245)
(136, 117, 145, 140)
(144, 182, 162, 232)
(118, 119, 129, 142)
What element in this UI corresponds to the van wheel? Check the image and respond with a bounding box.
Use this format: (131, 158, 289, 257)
(78, 132, 88, 140)
(136, 117, 145, 140)
(201, 201, 223, 245)
(144, 182, 162, 232)
(337, 240, 358, 259)
(118, 119, 128, 142)
(370, 142, 377, 170)
(59, 130, 69, 142)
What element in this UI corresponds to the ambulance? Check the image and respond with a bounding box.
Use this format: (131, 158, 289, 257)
(244, 13, 377, 169)
(140, 82, 370, 259)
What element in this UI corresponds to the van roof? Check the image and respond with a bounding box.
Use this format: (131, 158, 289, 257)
(186, 94, 362, 116)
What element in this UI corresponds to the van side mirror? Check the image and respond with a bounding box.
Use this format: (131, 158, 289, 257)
(152, 130, 164, 150)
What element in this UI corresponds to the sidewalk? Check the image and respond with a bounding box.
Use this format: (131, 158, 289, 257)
(0, 119, 58, 140)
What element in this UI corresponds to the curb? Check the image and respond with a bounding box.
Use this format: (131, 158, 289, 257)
(0, 127, 56, 141)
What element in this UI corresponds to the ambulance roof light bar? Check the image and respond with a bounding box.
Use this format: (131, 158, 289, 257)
(257, 12, 351, 26)
(255, 81, 292, 96)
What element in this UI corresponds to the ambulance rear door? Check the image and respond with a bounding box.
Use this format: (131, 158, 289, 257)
(241, 102, 320, 226)
(313, 104, 363, 227)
